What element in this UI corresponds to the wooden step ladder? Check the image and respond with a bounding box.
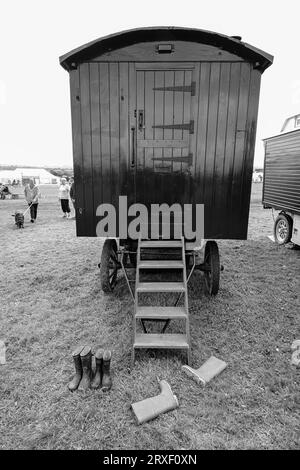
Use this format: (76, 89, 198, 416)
(132, 237, 190, 367)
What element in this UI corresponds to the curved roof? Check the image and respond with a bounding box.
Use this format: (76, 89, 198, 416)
(59, 26, 273, 72)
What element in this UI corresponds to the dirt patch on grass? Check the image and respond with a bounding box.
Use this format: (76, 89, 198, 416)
(0, 184, 299, 449)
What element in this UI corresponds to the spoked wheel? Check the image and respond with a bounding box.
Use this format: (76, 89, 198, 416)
(274, 213, 293, 245)
(99, 239, 119, 293)
(204, 241, 220, 296)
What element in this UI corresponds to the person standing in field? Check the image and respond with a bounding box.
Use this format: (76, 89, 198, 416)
(24, 179, 40, 223)
(69, 177, 76, 219)
(58, 177, 71, 218)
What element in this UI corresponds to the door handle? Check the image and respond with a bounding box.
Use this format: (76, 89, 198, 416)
(131, 127, 136, 168)
(138, 110, 145, 131)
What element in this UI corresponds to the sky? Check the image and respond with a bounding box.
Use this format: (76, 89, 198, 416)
(0, 0, 299, 168)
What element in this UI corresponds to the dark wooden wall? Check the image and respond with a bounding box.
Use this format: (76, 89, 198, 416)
(263, 130, 300, 215)
(194, 62, 261, 238)
(70, 55, 261, 239)
(70, 62, 135, 236)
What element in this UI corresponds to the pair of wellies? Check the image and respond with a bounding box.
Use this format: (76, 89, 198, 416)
(68, 346, 112, 392)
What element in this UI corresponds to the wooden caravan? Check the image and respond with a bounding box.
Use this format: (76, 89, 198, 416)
(60, 27, 273, 241)
(60, 27, 272, 365)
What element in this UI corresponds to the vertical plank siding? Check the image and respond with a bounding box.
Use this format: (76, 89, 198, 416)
(263, 130, 300, 214)
(73, 62, 132, 234)
(69, 68, 84, 235)
(79, 63, 94, 235)
(99, 62, 112, 208)
(202, 63, 221, 236)
(89, 63, 101, 217)
(212, 63, 231, 237)
(118, 62, 130, 202)
(72, 59, 261, 239)
(230, 63, 251, 236)
(240, 69, 261, 232)
(193, 62, 259, 238)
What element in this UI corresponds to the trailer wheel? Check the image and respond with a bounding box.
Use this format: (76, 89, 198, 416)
(204, 241, 220, 296)
(274, 213, 293, 245)
(100, 239, 119, 293)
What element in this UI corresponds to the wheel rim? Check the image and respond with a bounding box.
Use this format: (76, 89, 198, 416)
(276, 220, 288, 242)
(204, 250, 212, 292)
(108, 248, 118, 289)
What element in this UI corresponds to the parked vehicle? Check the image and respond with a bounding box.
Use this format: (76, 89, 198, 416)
(262, 114, 300, 245)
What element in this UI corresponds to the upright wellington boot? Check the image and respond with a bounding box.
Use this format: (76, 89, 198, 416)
(68, 345, 84, 392)
(101, 350, 112, 392)
(91, 348, 104, 389)
(78, 346, 92, 390)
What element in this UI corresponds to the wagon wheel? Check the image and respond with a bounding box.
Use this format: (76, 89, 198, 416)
(274, 213, 293, 245)
(204, 241, 220, 296)
(100, 239, 119, 293)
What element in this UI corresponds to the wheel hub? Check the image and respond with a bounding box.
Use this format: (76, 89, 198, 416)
(277, 220, 288, 240)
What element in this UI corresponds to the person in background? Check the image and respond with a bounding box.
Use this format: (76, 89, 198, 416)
(58, 177, 71, 218)
(24, 179, 40, 223)
(69, 177, 75, 219)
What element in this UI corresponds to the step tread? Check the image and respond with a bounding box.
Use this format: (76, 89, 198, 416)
(136, 282, 186, 293)
(135, 306, 187, 319)
(134, 333, 189, 349)
(138, 260, 184, 269)
(139, 240, 183, 248)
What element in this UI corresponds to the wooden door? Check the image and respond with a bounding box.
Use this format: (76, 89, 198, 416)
(134, 65, 196, 208)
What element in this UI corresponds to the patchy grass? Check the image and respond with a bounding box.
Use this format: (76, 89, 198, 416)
(0, 183, 299, 450)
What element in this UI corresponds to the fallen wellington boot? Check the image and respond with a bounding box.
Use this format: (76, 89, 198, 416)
(91, 348, 104, 389)
(101, 350, 112, 391)
(68, 345, 85, 392)
(78, 346, 92, 390)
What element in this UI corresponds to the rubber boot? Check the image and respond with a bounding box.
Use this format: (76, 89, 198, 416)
(91, 348, 104, 389)
(68, 345, 84, 392)
(78, 346, 92, 390)
(101, 350, 112, 391)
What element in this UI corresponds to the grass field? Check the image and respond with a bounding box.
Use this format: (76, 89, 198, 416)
(0, 183, 299, 450)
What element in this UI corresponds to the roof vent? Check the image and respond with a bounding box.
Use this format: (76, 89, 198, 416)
(155, 44, 174, 54)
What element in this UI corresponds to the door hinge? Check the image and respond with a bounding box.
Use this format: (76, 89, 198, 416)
(153, 120, 194, 134)
(153, 82, 196, 96)
(152, 154, 193, 166)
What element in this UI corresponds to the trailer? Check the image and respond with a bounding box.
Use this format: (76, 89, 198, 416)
(263, 114, 300, 246)
(60, 27, 272, 364)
